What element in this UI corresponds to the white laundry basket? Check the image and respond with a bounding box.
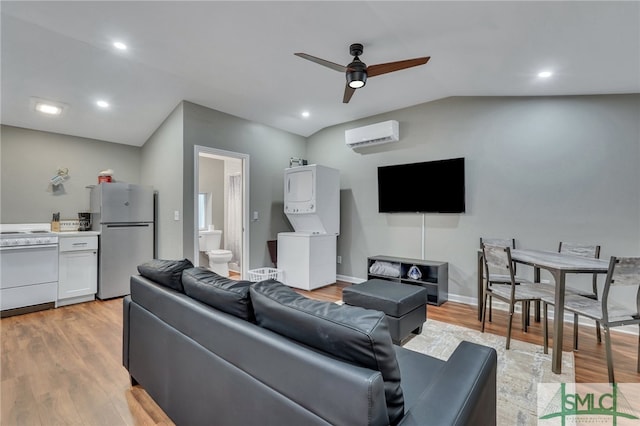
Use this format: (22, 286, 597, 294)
(247, 268, 283, 282)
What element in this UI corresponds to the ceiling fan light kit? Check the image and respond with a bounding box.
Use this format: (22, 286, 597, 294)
(295, 43, 430, 103)
(347, 70, 367, 89)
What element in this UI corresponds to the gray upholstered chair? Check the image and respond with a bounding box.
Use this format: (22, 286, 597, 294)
(543, 256, 640, 383)
(481, 244, 555, 349)
(558, 241, 603, 344)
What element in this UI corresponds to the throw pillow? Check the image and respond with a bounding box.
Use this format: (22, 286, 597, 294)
(182, 267, 254, 322)
(250, 280, 404, 425)
(137, 258, 193, 292)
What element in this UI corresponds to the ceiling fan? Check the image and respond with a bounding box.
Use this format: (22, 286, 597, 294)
(294, 43, 430, 103)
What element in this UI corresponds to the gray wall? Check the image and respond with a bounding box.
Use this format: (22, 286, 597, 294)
(307, 95, 640, 302)
(182, 102, 303, 268)
(0, 125, 141, 223)
(140, 103, 184, 259)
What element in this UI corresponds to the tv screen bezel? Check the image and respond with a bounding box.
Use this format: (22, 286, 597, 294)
(377, 157, 466, 214)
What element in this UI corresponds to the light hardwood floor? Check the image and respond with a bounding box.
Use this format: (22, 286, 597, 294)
(1, 282, 638, 425)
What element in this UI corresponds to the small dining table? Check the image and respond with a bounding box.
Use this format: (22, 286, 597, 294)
(476, 248, 609, 374)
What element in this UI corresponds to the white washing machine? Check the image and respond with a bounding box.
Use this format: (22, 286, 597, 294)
(277, 232, 337, 290)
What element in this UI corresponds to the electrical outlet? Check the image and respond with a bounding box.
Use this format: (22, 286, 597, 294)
(337, 255, 342, 264)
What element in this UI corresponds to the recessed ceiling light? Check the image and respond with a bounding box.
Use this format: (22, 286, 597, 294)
(301, 111, 310, 118)
(113, 41, 127, 50)
(35, 102, 63, 115)
(96, 100, 110, 108)
(537, 71, 553, 78)
(31, 97, 67, 116)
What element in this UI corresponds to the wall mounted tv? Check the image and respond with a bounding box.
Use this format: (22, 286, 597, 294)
(377, 157, 465, 213)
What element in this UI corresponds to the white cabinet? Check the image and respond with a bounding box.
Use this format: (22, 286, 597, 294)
(58, 235, 98, 307)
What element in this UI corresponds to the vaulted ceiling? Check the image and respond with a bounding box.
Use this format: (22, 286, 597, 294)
(2, 1, 639, 146)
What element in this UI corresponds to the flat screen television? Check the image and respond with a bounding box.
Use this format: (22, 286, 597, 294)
(377, 157, 465, 213)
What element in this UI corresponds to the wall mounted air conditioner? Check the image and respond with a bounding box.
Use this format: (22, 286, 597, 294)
(345, 120, 399, 149)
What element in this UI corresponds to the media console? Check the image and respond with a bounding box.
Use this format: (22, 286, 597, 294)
(366, 255, 448, 305)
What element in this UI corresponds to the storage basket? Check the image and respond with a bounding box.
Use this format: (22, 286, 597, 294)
(248, 268, 283, 282)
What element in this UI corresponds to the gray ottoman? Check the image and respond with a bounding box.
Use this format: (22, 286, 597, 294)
(343, 279, 427, 345)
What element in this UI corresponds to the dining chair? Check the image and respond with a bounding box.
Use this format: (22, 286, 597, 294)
(543, 256, 640, 383)
(481, 244, 555, 349)
(558, 241, 602, 344)
(480, 238, 520, 322)
(558, 242, 601, 298)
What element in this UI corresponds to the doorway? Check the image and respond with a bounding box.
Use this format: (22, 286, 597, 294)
(194, 146, 250, 278)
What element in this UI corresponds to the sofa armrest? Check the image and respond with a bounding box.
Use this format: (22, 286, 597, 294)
(399, 341, 497, 426)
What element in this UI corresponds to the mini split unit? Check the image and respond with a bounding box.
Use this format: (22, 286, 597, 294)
(345, 120, 399, 148)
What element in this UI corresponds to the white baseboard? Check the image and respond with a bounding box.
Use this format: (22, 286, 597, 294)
(336, 274, 365, 284)
(447, 293, 478, 306)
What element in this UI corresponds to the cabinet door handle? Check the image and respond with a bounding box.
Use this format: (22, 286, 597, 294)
(72, 242, 88, 246)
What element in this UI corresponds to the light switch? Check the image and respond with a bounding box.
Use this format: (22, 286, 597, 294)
(174, 210, 180, 221)
(252, 211, 259, 221)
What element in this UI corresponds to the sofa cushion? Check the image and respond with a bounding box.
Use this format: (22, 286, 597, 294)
(182, 267, 254, 322)
(137, 259, 193, 292)
(250, 280, 404, 425)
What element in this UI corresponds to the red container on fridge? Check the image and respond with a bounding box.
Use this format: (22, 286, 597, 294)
(98, 169, 113, 183)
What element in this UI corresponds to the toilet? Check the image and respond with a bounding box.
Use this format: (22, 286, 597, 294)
(198, 229, 233, 277)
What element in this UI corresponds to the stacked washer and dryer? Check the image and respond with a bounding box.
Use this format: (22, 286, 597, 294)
(278, 164, 340, 290)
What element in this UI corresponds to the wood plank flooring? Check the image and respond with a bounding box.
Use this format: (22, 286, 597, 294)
(1, 282, 638, 424)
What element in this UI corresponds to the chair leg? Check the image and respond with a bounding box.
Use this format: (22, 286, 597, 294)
(637, 324, 640, 374)
(573, 313, 579, 351)
(481, 292, 489, 333)
(534, 300, 541, 322)
(506, 302, 515, 350)
(543, 302, 549, 354)
(523, 301, 529, 332)
(489, 295, 493, 322)
(596, 320, 602, 343)
(603, 325, 615, 384)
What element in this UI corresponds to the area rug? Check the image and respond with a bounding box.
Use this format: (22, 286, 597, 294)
(403, 320, 575, 426)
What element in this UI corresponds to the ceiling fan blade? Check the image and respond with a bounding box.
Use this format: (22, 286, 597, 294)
(294, 53, 347, 72)
(366, 57, 430, 78)
(343, 84, 356, 103)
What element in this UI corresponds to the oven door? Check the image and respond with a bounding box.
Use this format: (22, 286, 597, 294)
(1, 244, 58, 310)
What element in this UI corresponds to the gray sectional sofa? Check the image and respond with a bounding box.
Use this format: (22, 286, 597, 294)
(123, 262, 497, 426)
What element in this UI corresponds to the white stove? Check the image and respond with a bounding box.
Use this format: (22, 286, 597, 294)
(0, 228, 58, 247)
(0, 223, 59, 314)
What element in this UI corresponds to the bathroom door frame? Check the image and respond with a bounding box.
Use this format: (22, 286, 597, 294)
(193, 145, 250, 278)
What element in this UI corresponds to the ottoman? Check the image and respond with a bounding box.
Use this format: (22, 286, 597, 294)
(343, 279, 427, 345)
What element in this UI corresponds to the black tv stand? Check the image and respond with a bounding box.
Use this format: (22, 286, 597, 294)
(366, 255, 448, 306)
